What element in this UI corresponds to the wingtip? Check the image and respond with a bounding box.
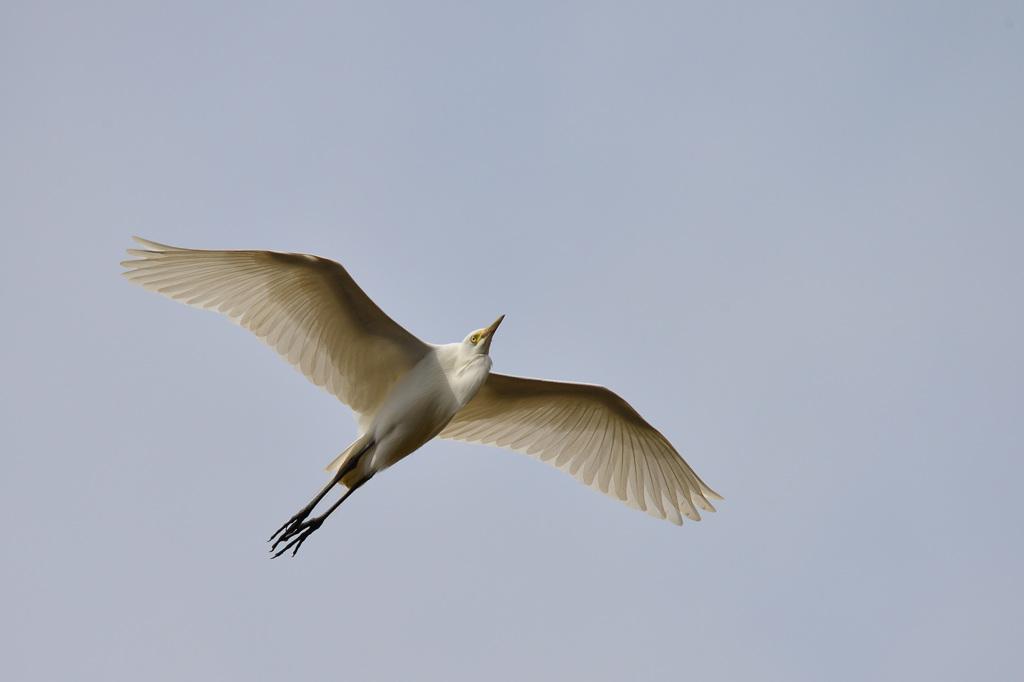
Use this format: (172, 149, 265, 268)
(129, 236, 178, 252)
(703, 487, 725, 502)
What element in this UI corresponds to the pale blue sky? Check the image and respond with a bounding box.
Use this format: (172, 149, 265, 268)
(2, 2, 1022, 680)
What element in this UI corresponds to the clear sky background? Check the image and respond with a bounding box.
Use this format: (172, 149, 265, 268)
(2, 3, 1022, 680)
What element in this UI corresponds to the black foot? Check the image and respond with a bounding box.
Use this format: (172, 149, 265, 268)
(269, 515, 324, 558)
(269, 507, 311, 545)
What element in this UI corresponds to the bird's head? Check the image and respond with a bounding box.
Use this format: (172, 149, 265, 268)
(463, 315, 504, 355)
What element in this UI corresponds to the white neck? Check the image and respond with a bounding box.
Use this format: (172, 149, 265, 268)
(435, 343, 493, 407)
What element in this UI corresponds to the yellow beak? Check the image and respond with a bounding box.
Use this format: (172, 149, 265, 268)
(480, 315, 504, 352)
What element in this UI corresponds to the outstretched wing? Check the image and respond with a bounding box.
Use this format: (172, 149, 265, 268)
(438, 373, 721, 525)
(121, 237, 431, 419)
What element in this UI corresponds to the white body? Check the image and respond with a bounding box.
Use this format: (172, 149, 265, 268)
(334, 345, 493, 485)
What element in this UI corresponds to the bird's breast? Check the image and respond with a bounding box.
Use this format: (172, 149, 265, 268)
(366, 352, 464, 469)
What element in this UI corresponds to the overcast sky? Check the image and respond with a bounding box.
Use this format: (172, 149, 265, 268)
(2, 2, 1022, 680)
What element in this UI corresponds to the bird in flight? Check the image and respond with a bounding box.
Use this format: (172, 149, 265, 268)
(122, 237, 721, 557)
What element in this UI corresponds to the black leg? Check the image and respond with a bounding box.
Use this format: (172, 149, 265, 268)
(268, 439, 374, 557)
(269, 472, 374, 558)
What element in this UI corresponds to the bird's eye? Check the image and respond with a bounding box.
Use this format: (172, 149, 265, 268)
(470, 335, 479, 344)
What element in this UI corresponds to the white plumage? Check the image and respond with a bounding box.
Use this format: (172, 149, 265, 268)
(122, 237, 721, 556)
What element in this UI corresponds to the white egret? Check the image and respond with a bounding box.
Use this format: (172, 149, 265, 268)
(122, 237, 721, 557)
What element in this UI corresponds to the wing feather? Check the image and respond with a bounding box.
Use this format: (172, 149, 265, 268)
(122, 237, 430, 418)
(438, 373, 722, 524)
(619, 418, 641, 511)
